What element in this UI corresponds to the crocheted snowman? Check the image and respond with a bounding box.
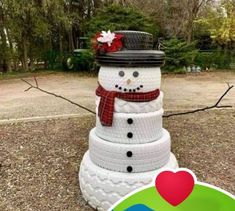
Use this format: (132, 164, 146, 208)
(79, 30, 178, 211)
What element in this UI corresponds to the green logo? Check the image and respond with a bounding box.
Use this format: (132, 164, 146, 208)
(111, 169, 235, 211)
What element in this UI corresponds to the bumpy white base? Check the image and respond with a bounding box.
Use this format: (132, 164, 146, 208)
(79, 151, 178, 211)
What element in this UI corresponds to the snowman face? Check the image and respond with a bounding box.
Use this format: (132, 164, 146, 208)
(98, 67, 161, 92)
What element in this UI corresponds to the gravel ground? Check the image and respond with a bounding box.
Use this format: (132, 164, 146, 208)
(0, 109, 234, 211)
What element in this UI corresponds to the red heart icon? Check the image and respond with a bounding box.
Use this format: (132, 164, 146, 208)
(155, 170, 195, 206)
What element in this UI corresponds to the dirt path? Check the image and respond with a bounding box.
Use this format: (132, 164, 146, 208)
(1, 72, 235, 120)
(0, 72, 234, 211)
(0, 110, 234, 211)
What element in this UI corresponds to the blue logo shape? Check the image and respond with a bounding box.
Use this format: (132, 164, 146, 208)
(124, 204, 154, 211)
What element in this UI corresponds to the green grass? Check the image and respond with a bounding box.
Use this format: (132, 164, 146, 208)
(163, 68, 235, 74)
(0, 70, 57, 80)
(0, 69, 97, 80)
(1, 68, 234, 81)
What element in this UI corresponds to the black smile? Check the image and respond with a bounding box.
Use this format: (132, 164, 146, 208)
(115, 84, 143, 92)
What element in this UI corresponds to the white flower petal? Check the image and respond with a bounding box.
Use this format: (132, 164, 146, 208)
(97, 30, 116, 45)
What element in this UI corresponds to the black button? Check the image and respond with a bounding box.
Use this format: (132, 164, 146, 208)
(127, 132, 133, 138)
(126, 151, 133, 157)
(127, 118, 133, 124)
(127, 166, 133, 172)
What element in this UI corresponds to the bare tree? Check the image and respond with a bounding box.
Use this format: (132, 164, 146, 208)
(119, 0, 214, 42)
(127, 0, 214, 41)
(125, 0, 166, 20)
(111, 0, 126, 5)
(0, 0, 11, 72)
(184, 0, 215, 43)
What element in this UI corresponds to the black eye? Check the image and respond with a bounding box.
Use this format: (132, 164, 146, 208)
(133, 71, 139, 77)
(119, 71, 125, 77)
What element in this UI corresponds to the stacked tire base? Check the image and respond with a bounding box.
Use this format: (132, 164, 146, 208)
(79, 152, 178, 211)
(95, 109, 163, 144)
(89, 128, 171, 173)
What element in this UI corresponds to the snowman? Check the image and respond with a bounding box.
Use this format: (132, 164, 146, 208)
(79, 30, 178, 211)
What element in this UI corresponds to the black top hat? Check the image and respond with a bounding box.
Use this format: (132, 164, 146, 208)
(95, 30, 165, 67)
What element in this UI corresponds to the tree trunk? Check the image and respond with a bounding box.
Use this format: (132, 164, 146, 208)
(6, 28, 13, 72)
(22, 36, 29, 71)
(94, 0, 102, 10)
(87, 0, 92, 18)
(59, 28, 63, 63)
(186, 19, 194, 43)
(0, 27, 11, 72)
(68, 28, 75, 52)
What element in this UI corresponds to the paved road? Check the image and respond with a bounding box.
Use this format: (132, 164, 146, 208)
(0, 72, 235, 121)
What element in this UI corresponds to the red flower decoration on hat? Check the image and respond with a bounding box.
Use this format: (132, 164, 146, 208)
(93, 30, 123, 53)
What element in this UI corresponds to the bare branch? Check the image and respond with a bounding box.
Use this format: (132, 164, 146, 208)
(21, 78, 96, 115)
(22, 78, 233, 119)
(24, 87, 32, 92)
(214, 83, 233, 107)
(34, 76, 38, 88)
(22, 78, 33, 87)
(164, 84, 234, 118)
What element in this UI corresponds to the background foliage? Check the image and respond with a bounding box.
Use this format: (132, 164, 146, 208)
(0, 0, 234, 72)
(87, 4, 158, 37)
(162, 39, 198, 71)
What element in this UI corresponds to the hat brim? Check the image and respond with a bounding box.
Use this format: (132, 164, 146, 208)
(96, 50, 165, 67)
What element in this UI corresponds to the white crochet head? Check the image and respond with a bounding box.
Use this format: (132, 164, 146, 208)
(98, 66, 161, 92)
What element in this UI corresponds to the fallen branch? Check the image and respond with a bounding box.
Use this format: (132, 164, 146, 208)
(21, 77, 96, 115)
(22, 77, 233, 118)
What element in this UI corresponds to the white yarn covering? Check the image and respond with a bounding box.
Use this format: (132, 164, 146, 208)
(98, 66, 161, 92)
(95, 109, 163, 144)
(89, 128, 171, 173)
(79, 151, 178, 211)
